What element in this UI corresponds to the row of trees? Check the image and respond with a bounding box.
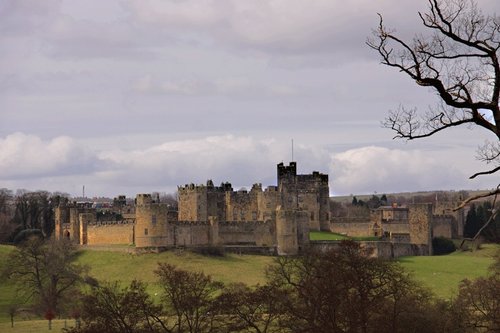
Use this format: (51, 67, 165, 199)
(4, 237, 496, 333)
(63, 241, 498, 333)
(0, 188, 70, 242)
(464, 201, 500, 242)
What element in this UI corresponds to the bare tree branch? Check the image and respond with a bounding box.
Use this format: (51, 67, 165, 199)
(368, 0, 500, 204)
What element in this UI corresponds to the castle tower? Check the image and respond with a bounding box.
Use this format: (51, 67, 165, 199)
(54, 205, 68, 240)
(408, 203, 433, 254)
(135, 194, 172, 248)
(276, 206, 309, 255)
(79, 213, 95, 245)
(69, 207, 81, 244)
(277, 162, 330, 231)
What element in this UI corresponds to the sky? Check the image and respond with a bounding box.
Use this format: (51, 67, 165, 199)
(0, 0, 498, 198)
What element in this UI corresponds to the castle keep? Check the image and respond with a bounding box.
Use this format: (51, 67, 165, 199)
(55, 162, 328, 255)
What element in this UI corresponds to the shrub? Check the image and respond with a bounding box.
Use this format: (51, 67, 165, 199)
(432, 237, 456, 255)
(191, 246, 225, 257)
(12, 229, 44, 244)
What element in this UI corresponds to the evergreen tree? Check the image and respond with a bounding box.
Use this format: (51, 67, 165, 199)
(464, 204, 479, 238)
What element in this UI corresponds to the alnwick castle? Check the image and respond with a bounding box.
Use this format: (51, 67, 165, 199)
(55, 162, 464, 257)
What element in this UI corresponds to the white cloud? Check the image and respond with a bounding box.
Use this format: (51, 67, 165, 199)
(0, 133, 101, 179)
(97, 135, 281, 188)
(330, 146, 470, 195)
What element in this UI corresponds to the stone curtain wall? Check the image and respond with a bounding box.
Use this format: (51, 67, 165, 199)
(330, 220, 373, 237)
(218, 221, 275, 246)
(87, 223, 134, 245)
(431, 216, 453, 239)
(310, 241, 429, 259)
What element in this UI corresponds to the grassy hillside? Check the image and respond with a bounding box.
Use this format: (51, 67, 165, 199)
(0, 243, 498, 327)
(398, 244, 499, 299)
(77, 248, 275, 288)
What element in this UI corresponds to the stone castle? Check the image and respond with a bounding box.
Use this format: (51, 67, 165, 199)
(54, 161, 463, 257)
(55, 162, 328, 255)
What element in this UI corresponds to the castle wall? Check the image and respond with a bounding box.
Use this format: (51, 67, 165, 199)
(207, 191, 226, 222)
(218, 221, 275, 246)
(259, 187, 279, 222)
(432, 216, 453, 239)
(310, 241, 429, 259)
(173, 222, 211, 246)
(87, 222, 134, 245)
(225, 189, 259, 222)
(330, 221, 372, 237)
(381, 223, 410, 234)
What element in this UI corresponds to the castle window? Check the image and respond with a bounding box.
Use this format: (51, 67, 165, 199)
(144, 228, 148, 235)
(152, 215, 157, 225)
(311, 212, 315, 220)
(252, 211, 257, 220)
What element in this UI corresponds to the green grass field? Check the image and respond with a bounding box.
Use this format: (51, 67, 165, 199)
(0, 243, 498, 331)
(309, 231, 380, 241)
(77, 248, 275, 288)
(398, 243, 498, 299)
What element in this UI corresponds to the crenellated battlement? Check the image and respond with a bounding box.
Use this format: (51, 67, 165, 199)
(87, 219, 135, 226)
(218, 220, 270, 227)
(178, 181, 233, 194)
(173, 220, 211, 226)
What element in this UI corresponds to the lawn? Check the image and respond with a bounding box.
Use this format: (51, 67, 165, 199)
(309, 231, 380, 241)
(398, 243, 499, 299)
(0, 319, 75, 333)
(77, 247, 275, 293)
(309, 231, 350, 240)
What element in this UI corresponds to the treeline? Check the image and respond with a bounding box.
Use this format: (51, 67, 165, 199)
(0, 188, 70, 243)
(2, 238, 498, 333)
(464, 202, 500, 243)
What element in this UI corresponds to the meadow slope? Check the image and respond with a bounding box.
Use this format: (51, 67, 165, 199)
(0, 243, 498, 327)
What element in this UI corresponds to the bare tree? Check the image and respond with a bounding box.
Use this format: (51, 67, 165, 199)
(368, 0, 500, 202)
(66, 280, 162, 333)
(155, 263, 223, 333)
(267, 241, 445, 333)
(217, 283, 287, 333)
(1, 237, 86, 316)
(452, 255, 500, 332)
